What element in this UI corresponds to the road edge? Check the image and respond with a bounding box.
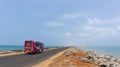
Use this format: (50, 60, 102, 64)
(32, 48, 68, 67)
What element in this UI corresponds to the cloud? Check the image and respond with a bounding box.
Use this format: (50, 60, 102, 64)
(65, 32, 71, 36)
(44, 12, 120, 46)
(117, 26, 120, 30)
(59, 12, 91, 20)
(83, 26, 113, 32)
(77, 33, 91, 37)
(82, 25, 119, 38)
(87, 17, 102, 25)
(62, 13, 83, 19)
(87, 17, 120, 25)
(45, 22, 65, 27)
(83, 17, 120, 41)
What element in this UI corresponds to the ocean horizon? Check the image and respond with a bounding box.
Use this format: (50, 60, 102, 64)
(0, 45, 120, 58)
(0, 45, 58, 51)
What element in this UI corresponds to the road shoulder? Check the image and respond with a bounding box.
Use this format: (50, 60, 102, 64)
(32, 49, 66, 67)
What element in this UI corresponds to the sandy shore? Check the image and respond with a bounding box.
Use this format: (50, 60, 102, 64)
(0, 48, 57, 57)
(0, 50, 23, 57)
(33, 47, 120, 67)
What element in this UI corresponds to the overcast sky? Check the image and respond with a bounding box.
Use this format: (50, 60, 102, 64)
(0, 0, 120, 46)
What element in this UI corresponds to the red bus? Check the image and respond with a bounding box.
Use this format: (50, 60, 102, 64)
(24, 40, 44, 54)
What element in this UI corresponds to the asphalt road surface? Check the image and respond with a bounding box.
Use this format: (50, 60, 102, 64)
(0, 47, 68, 67)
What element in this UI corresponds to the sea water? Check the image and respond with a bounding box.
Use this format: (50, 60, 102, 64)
(85, 46, 120, 58)
(0, 45, 57, 51)
(0, 45, 120, 57)
(0, 45, 23, 51)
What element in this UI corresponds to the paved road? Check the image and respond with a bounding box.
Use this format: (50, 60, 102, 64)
(0, 47, 68, 67)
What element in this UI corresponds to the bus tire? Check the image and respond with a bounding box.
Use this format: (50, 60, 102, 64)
(39, 49, 42, 53)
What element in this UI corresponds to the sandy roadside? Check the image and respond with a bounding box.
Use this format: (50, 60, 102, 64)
(48, 47, 99, 67)
(32, 49, 67, 67)
(33, 47, 99, 67)
(44, 47, 120, 67)
(0, 51, 23, 57)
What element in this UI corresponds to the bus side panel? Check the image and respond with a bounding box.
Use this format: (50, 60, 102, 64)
(32, 42, 37, 53)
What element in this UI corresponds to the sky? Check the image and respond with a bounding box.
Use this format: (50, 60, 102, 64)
(0, 0, 120, 46)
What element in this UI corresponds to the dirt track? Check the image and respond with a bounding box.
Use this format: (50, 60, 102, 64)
(0, 47, 68, 67)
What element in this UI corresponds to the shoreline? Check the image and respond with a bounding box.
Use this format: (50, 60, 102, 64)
(1, 46, 120, 58)
(0, 50, 23, 57)
(76, 46, 120, 67)
(0, 47, 58, 57)
(34, 47, 120, 67)
(0, 46, 120, 67)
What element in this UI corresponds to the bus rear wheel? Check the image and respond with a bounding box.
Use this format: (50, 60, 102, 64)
(38, 49, 42, 53)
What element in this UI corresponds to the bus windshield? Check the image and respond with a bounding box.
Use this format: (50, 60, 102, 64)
(25, 41, 31, 46)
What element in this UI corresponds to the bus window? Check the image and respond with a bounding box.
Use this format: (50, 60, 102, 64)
(26, 41, 31, 46)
